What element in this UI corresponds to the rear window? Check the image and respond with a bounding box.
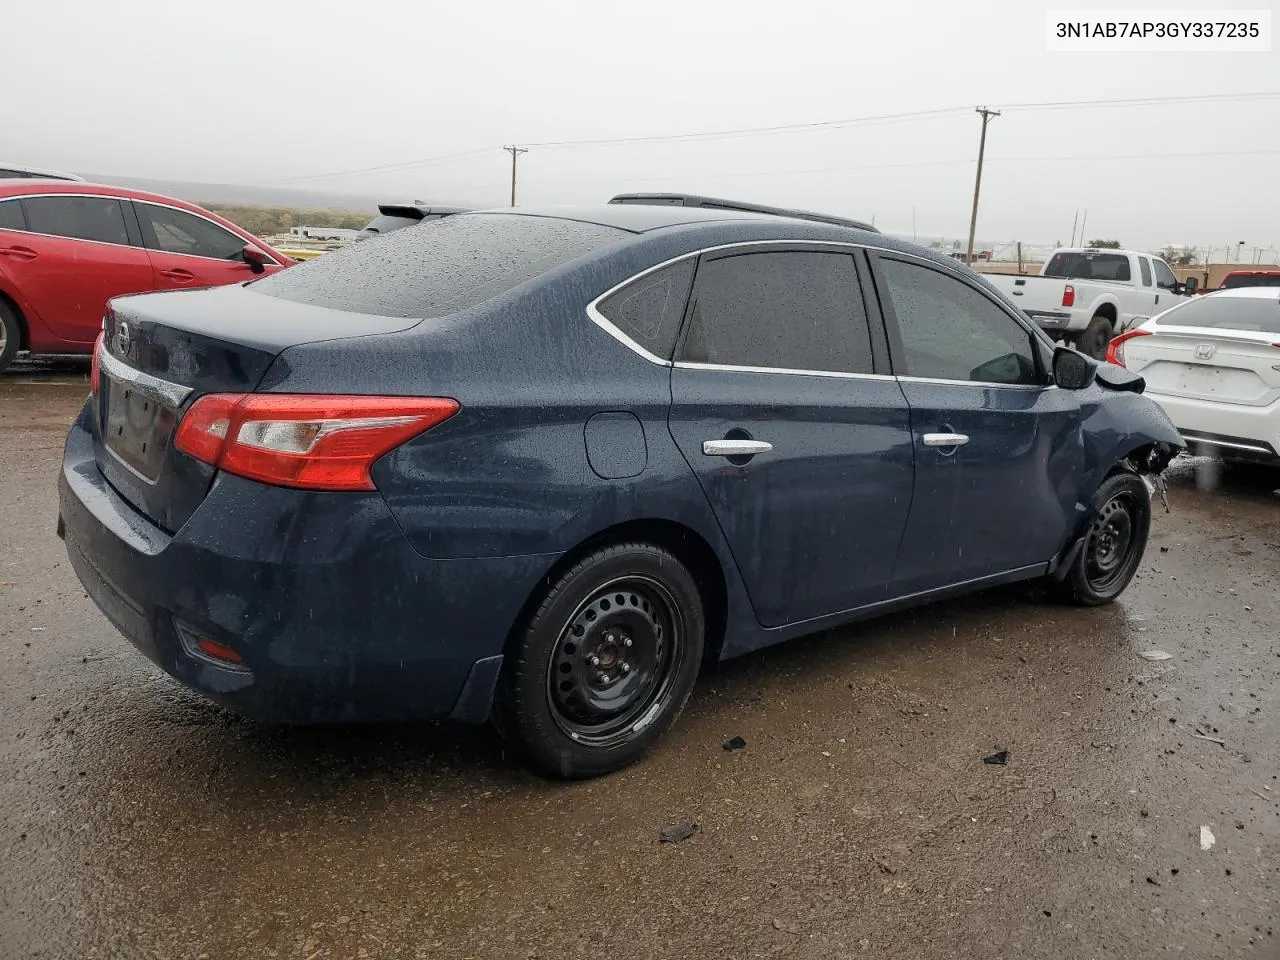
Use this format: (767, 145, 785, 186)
(1043, 252, 1131, 282)
(1221, 273, 1280, 290)
(1162, 295, 1280, 334)
(256, 214, 625, 318)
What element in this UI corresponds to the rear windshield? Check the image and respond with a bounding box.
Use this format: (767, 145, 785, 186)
(1043, 252, 1131, 282)
(1221, 273, 1280, 290)
(256, 214, 625, 317)
(1163, 295, 1280, 334)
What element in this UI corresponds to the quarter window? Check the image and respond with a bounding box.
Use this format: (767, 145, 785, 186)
(0, 199, 25, 231)
(22, 196, 130, 246)
(678, 251, 873, 374)
(1139, 257, 1153, 287)
(879, 259, 1041, 386)
(595, 260, 695, 360)
(137, 203, 249, 261)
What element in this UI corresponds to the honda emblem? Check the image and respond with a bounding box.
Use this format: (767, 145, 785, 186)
(1193, 343, 1215, 360)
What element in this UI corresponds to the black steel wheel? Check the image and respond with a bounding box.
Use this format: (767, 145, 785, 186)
(1080, 314, 1114, 361)
(1054, 471, 1151, 605)
(495, 542, 705, 779)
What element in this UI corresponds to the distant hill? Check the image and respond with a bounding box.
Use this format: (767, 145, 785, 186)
(81, 174, 381, 213)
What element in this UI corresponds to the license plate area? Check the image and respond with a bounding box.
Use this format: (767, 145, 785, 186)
(103, 376, 177, 482)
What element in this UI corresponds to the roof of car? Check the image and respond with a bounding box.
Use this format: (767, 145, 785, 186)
(607, 192, 877, 232)
(0, 164, 84, 181)
(0, 178, 215, 210)
(1201, 285, 1280, 300)
(467, 204, 877, 235)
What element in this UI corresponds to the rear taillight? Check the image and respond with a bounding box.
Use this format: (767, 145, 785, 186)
(89, 331, 104, 394)
(1105, 329, 1152, 367)
(174, 394, 460, 491)
(1062, 285, 1075, 308)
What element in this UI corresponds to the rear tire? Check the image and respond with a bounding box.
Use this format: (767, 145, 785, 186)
(0, 300, 21, 373)
(1080, 314, 1114, 360)
(494, 542, 705, 779)
(1053, 471, 1151, 606)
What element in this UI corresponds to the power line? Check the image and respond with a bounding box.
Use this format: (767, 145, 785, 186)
(261, 147, 496, 184)
(253, 90, 1280, 185)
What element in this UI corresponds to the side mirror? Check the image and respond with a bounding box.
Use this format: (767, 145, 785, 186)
(242, 244, 271, 274)
(1053, 346, 1097, 390)
(1183, 276, 1198, 295)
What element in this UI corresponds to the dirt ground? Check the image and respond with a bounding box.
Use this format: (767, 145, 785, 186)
(1, 360, 1277, 960)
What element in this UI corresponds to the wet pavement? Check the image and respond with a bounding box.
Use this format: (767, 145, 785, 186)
(2, 364, 1277, 959)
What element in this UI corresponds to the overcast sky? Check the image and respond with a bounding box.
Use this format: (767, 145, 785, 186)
(5, 0, 1277, 255)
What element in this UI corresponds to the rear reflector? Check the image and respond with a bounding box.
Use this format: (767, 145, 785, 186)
(1062, 284, 1075, 308)
(174, 394, 460, 491)
(196, 638, 244, 664)
(90, 331, 105, 394)
(1105, 329, 1152, 367)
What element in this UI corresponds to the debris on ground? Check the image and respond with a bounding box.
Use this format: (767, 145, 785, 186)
(983, 750, 1009, 765)
(722, 736, 746, 752)
(1139, 650, 1173, 661)
(1200, 825, 1215, 851)
(772, 919, 801, 935)
(1191, 732, 1226, 746)
(874, 858, 898, 875)
(660, 822, 697, 844)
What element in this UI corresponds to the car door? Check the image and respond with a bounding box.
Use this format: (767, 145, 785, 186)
(1134, 256, 1158, 329)
(2, 194, 153, 345)
(1151, 258, 1183, 314)
(868, 253, 1083, 594)
(133, 200, 277, 288)
(667, 246, 915, 627)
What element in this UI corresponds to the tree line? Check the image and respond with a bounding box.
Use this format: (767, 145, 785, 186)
(201, 204, 371, 237)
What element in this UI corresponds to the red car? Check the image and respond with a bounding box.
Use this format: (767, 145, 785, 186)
(0, 180, 290, 371)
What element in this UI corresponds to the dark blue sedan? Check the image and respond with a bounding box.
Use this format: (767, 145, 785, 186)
(58, 203, 1183, 778)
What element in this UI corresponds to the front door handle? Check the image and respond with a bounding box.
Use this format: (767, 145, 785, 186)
(0, 245, 38, 261)
(922, 433, 969, 448)
(159, 268, 195, 281)
(702, 439, 772, 457)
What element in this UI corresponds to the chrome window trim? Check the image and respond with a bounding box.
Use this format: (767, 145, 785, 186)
(0, 191, 278, 265)
(586, 239, 1053, 387)
(97, 338, 193, 408)
(673, 360, 895, 382)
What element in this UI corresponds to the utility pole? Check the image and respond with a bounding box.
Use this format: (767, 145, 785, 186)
(965, 106, 1000, 265)
(503, 145, 528, 207)
(1078, 209, 1088, 247)
(1069, 210, 1079, 247)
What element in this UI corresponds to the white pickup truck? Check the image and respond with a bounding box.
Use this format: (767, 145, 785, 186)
(984, 248, 1198, 359)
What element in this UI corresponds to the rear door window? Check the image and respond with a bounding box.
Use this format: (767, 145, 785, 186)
(1139, 257, 1153, 287)
(677, 250, 873, 374)
(135, 202, 249, 260)
(594, 260, 695, 360)
(254, 213, 625, 318)
(0, 198, 25, 231)
(878, 258, 1041, 386)
(1043, 252, 1132, 282)
(22, 196, 130, 246)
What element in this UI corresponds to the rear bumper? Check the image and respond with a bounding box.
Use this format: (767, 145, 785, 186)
(1024, 310, 1074, 331)
(58, 404, 557, 723)
(1146, 391, 1280, 463)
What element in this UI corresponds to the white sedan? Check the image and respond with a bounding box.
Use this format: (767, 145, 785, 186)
(1107, 287, 1280, 466)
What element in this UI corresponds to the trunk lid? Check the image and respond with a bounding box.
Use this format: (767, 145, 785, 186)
(1125, 325, 1280, 407)
(93, 284, 421, 532)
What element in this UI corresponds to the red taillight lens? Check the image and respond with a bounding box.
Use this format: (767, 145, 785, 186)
(1062, 284, 1076, 308)
(89, 331, 105, 394)
(1105, 329, 1152, 367)
(174, 394, 460, 491)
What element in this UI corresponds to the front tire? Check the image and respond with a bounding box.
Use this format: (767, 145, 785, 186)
(0, 300, 21, 373)
(495, 543, 705, 779)
(1055, 471, 1151, 605)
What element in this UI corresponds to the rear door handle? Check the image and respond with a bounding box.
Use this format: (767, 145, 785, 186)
(922, 433, 969, 448)
(159, 268, 195, 281)
(0, 245, 38, 262)
(702, 439, 772, 457)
